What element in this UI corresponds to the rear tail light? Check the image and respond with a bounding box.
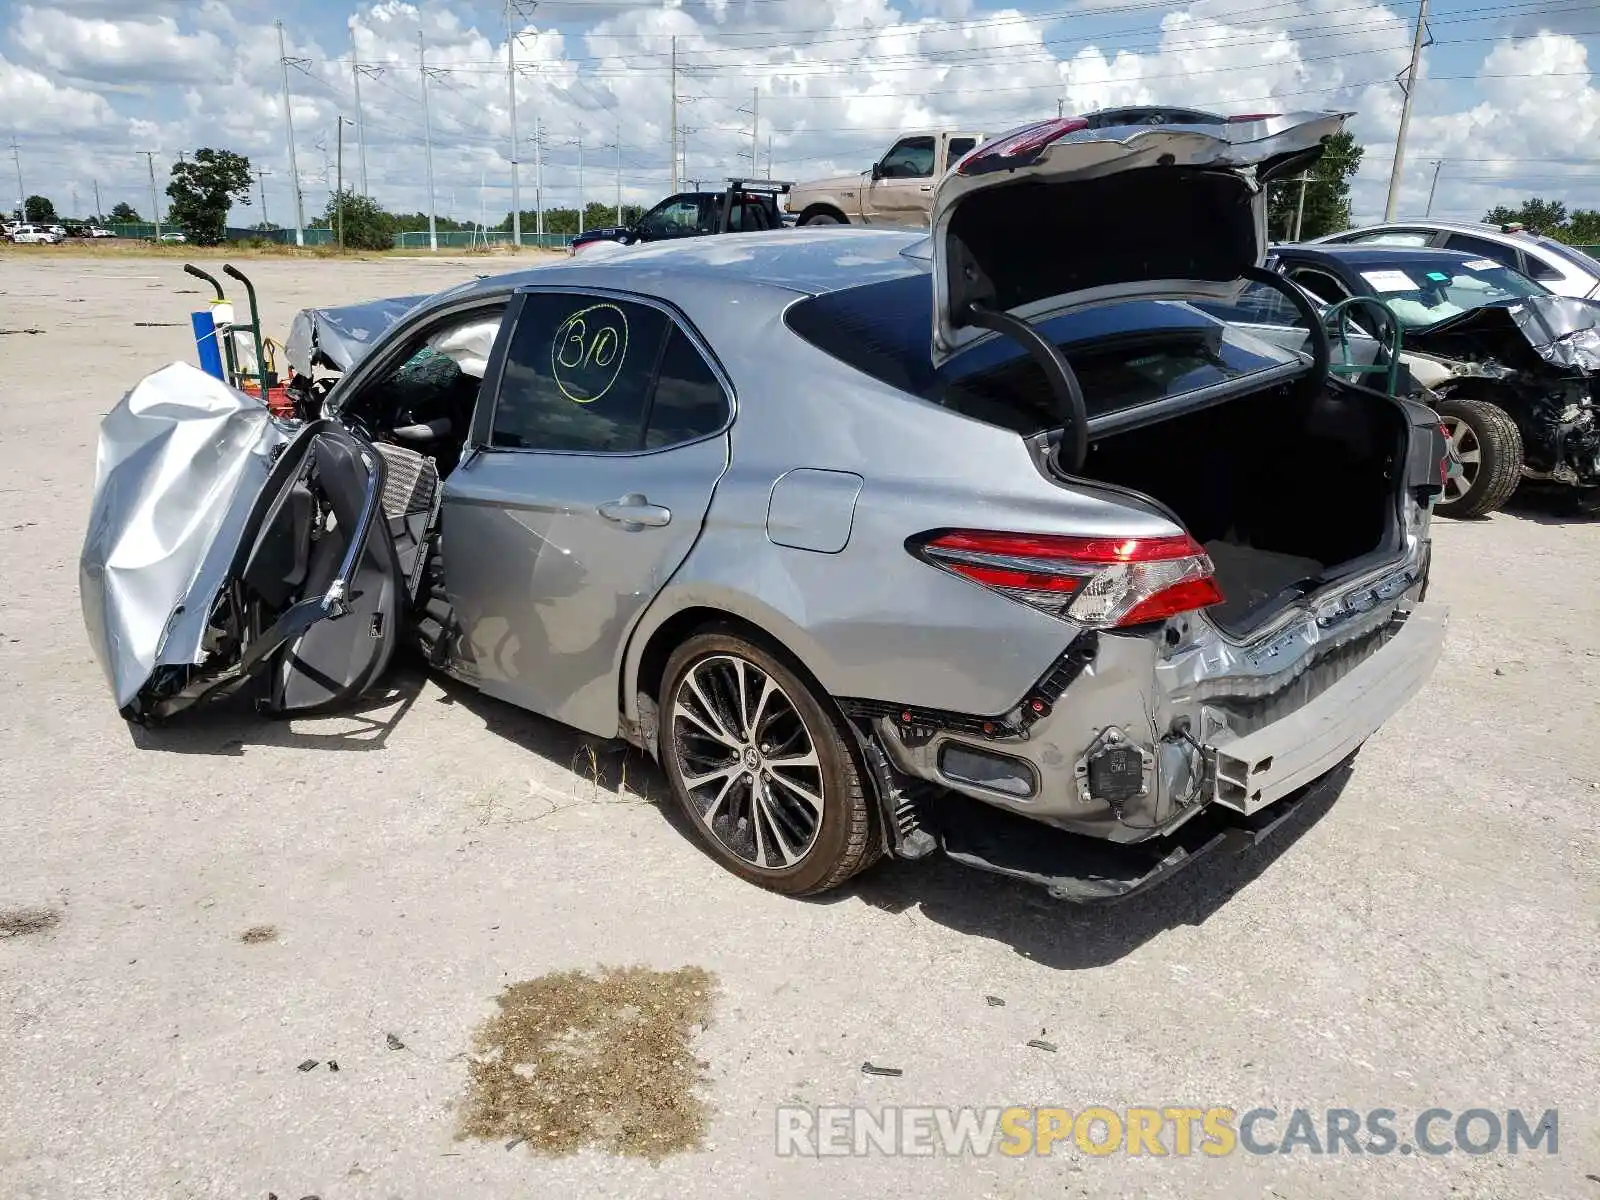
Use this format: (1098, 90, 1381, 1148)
(955, 117, 1091, 176)
(1226, 113, 1282, 122)
(913, 529, 1222, 628)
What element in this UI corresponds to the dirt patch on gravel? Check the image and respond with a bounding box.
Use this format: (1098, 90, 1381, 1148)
(458, 965, 715, 1160)
(238, 925, 278, 944)
(0, 907, 61, 938)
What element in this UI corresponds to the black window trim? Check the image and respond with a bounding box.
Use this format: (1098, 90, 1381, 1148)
(473, 284, 737, 459)
(1285, 265, 1353, 303)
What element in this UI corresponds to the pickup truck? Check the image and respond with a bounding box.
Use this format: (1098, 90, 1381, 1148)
(786, 130, 986, 229)
(569, 179, 790, 255)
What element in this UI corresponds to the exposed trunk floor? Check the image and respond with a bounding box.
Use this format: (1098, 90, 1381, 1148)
(1203, 540, 1325, 632)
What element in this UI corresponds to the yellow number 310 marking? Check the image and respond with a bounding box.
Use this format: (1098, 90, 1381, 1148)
(552, 303, 630, 404)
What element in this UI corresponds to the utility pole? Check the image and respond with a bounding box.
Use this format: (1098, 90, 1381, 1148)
(254, 168, 271, 229)
(93, 178, 103, 223)
(419, 30, 438, 252)
(751, 87, 759, 178)
(614, 120, 622, 225)
(1425, 159, 1443, 217)
(532, 115, 544, 238)
(277, 20, 306, 246)
(72, 185, 78, 219)
(1292, 172, 1310, 241)
(1057, 97, 1065, 118)
(576, 136, 584, 234)
(767, 134, 772, 180)
(139, 151, 162, 240)
(335, 116, 351, 249)
(1384, 0, 1430, 221)
(506, 1, 520, 249)
(669, 35, 678, 194)
(10, 137, 23, 221)
(351, 29, 369, 197)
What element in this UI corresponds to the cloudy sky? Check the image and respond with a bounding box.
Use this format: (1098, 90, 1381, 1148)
(3, 0, 1597, 230)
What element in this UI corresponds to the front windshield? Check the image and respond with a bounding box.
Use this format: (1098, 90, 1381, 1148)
(1351, 257, 1548, 328)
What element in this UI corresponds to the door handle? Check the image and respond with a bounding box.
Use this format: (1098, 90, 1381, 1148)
(597, 493, 672, 529)
(919, 185, 933, 191)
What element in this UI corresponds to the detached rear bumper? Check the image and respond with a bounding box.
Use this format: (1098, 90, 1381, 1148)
(1211, 606, 1447, 815)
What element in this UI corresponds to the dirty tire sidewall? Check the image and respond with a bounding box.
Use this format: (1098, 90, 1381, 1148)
(660, 631, 874, 896)
(1433, 395, 1524, 519)
(800, 212, 842, 225)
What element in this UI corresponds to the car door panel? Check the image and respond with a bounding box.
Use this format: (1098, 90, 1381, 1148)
(440, 290, 732, 738)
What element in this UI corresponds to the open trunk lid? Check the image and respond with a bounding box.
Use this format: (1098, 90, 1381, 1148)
(929, 110, 1350, 366)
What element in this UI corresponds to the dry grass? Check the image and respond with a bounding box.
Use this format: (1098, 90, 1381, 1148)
(0, 907, 61, 938)
(458, 965, 716, 1160)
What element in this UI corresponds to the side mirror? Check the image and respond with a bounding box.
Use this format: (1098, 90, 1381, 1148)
(870, 162, 884, 181)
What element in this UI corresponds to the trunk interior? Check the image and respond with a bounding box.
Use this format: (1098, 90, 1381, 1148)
(1077, 381, 1407, 634)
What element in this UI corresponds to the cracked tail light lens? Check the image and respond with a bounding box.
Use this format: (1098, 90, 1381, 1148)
(954, 117, 1091, 175)
(914, 530, 1223, 628)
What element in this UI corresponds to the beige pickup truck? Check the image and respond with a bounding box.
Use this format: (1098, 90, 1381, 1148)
(786, 130, 986, 228)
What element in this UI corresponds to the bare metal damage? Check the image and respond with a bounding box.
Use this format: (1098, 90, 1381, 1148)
(79, 363, 290, 712)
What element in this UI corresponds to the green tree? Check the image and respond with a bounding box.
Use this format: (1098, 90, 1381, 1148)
(1566, 210, 1600, 245)
(165, 148, 253, 245)
(109, 202, 141, 223)
(1483, 198, 1568, 235)
(1267, 131, 1363, 241)
(24, 195, 57, 222)
(318, 189, 395, 250)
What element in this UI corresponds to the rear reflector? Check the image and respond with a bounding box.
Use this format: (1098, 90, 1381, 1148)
(914, 529, 1222, 628)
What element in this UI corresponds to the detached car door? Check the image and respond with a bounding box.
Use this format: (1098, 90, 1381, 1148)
(440, 288, 732, 737)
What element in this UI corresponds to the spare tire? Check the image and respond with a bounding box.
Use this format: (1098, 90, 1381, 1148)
(1433, 395, 1523, 519)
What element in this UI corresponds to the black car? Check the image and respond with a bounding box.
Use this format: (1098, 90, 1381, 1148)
(1269, 244, 1600, 517)
(569, 179, 790, 255)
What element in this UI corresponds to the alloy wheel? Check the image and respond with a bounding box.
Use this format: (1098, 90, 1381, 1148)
(1439, 415, 1480, 504)
(670, 654, 825, 871)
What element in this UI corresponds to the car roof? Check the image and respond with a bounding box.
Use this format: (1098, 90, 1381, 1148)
(1275, 244, 1492, 267)
(483, 227, 929, 299)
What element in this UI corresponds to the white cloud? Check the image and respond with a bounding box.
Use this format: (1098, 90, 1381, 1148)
(13, 5, 228, 85)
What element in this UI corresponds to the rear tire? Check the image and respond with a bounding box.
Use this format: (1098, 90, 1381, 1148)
(659, 631, 877, 895)
(1433, 396, 1523, 519)
(800, 212, 843, 226)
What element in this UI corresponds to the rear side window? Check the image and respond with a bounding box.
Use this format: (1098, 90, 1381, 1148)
(645, 328, 730, 449)
(947, 137, 978, 166)
(1519, 252, 1564, 282)
(492, 293, 669, 452)
(1353, 230, 1432, 247)
(1442, 233, 1519, 271)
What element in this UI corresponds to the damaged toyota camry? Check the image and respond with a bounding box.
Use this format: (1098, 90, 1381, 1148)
(81, 112, 1450, 901)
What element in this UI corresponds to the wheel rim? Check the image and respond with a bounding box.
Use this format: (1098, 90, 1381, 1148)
(670, 654, 825, 871)
(1439, 415, 1481, 503)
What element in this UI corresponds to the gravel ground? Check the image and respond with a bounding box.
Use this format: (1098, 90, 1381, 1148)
(1, 255, 1597, 1200)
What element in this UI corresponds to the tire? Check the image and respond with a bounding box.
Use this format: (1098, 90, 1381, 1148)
(1433, 395, 1523, 519)
(659, 631, 877, 895)
(800, 212, 843, 226)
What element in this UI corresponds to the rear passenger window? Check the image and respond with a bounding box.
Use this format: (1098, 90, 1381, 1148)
(947, 137, 978, 166)
(491, 293, 668, 452)
(645, 329, 729, 449)
(1443, 233, 1518, 271)
(1521, 254, 1563, 282)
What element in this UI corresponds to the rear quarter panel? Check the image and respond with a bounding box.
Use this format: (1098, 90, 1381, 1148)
(622, 278, 1183, 720)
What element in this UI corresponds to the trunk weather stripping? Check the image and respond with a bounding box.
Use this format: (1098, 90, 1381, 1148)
(963, 299, 1090, 473)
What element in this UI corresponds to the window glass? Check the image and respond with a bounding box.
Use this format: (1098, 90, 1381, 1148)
(879, 136, 936, 179)
(640, 197, 705, 239)
(1341, 255, 1546, 328)
(492, 293, 669, 452)
(1353, 230, 1431, 246)
(947, 137, 978, 167)
(1442, 233, 1518, 270)
(645, 328, 729, 449)
(1288, 268, 1349, 306)
(1520, 252, 1563, 282)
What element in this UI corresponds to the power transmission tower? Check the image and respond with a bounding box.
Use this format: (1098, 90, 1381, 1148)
(420, 30, 439, 252)
(351, 29, 377, 198)
(738, 88, 759, 176)
(531, 114, 544, 238)
(1384, 0, 1431, 221)
(573, 136, 584, 234)
(336, 116, 353, 248)
(277, 20, 307, 246)
(611, 121, 622, 224)
(254, 168, 272, 229)
(139, 151, 162, 240)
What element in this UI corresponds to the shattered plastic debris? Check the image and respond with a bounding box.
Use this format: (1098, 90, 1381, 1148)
(297, 1059, 320, 1072)
(984, 995, 1006, 1007)
(860, 1062, 904, 1077)
(386, 1033, 406, 1050)
(1026, 1039, 1059, 1053)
